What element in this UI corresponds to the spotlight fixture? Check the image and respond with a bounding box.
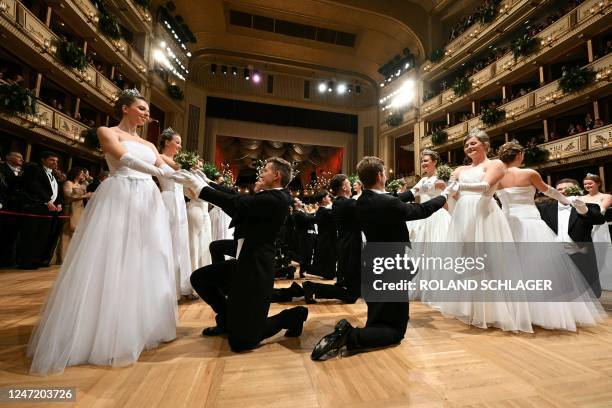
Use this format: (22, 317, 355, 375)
(252, 70, 261, 83)
(318, 82, 327, 93)
(221, 65, 227, 75)
(327, 81, 333, 92)
(244, 68, 250, 80)
(211, 63, 217, 75)
(231, 66, 238, 76)
(347, 84, 353, 93)
(337, 83, 347, 94)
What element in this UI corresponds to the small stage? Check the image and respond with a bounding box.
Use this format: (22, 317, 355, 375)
(1, 267, 612, 407)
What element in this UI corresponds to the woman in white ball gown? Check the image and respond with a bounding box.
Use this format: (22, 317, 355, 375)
(432, 129, 533, 332)
(28, 90, 178, 375)
(581, 174, 612, 290)
(209, 173, 234, 241)
(408, 149, 451, 303)
(158, 128, 193, 298)
(186, 159, 212, 270)
(496, 142, 604, 331)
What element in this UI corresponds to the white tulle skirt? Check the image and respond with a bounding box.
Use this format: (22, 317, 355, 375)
(210, 205, 234, 241)
(187, 200, 212, 270)
(505, 210, 604, 331)
(593, 223, 612, 291)
(28, 175, 178, 375)
(161, 188, 192, 296)
(429, 192, 534, 333)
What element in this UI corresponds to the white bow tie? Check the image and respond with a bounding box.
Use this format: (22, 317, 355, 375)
(559, 204, 571, 211)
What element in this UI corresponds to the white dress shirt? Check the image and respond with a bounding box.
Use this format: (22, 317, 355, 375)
(44, 166, 58, 203)
(557, 202, 580, 254)
(7, 164, 20, 176)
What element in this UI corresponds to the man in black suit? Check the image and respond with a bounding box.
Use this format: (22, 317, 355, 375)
(302, 174, 361, 304)
(537, 178, 606, 297)
(173, 158, 308, 352)
(310, 190, 337, 279)
(0, 151, 23, 267)
(311, 156, 451, 360)
(15, 151, 63, 269)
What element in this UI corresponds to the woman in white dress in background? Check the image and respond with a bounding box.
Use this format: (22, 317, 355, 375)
(186, 159, 212, 272)
(496, 142, 604, 331)
(28, 90, 178, 375)
(159, 128, 193, 299)
(408, 150, 452, 303)
(351, 179, 362, 200)
(209, 173, 234, 241)
(582, 174, 612, 289)
(432, 129, 533, 332)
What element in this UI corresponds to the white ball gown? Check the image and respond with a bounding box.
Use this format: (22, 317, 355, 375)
(497, 186, 604, 330)
(407, 175, 451, 302)
(28, 141, 177, 375)
(187, 197, 212, 270)
(588, 199, 612, 290)
(209, 205, 234, 241)
(158, 173, 192, 296)
(431, 166, 533, 332)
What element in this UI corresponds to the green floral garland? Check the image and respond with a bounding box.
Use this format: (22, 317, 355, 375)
(56, 39, 88, 72)
(202, 162, 220, 180)
(558, 67, 596, 94)
(522, 145, 549, 165)
(167, 84, 184, 101)
(0, 83, 37, 115)
(99, 13, 122, 41)
(511, 33, 538, 61)
(431, 129, 448, 145)
(386, 112, 403, 127)
(452, 77, 472, 97)
(480, 106, 506, 127)
(82, 127, 100, 149)
(430, 48, 444, 63)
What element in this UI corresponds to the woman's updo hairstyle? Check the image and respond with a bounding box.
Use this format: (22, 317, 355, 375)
(463, 128, 490, 151)
(421, 149, 441, 166)
(498, 141, 524, 164)
(584, 173, 602, 191)
(158, 127, 178, 152)
(113, 88, 146, 118)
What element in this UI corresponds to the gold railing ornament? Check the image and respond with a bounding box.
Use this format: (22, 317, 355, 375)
(41, 39, 57, 54)
(0, 1, 8, 12)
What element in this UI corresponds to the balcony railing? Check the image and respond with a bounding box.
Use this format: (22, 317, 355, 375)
(419, 0, 611, 118)
(421, 52, 612, 150)
(540, 123, 612, 160)
(0, 0, 122, 107)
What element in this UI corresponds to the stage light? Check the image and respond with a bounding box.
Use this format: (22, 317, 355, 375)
(318, 82, 327, 93)
(390, 79, 414, 108)
(231, 66, 238, 76)
(221, 65, 227, 75)
(244, 68, 250, 80)
(186, 52, 192, 57)
(160, 41, 166, 48)
(327, 81, 333, 92)
(211, 64, 217, 75)
(337, 83, 347, 94)
(347, 85, 353, 93)
(252, 70, 261, 83)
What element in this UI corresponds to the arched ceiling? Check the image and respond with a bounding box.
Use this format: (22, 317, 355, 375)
(153, 0, 441, 83)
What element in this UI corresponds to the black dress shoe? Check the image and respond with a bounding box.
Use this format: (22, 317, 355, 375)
(284, 306, 309, 337)
(289, 282, 305, 298)
(311, 319, 353, 360)
(302, 281, 316, 304)
(202, 325, 227, 336)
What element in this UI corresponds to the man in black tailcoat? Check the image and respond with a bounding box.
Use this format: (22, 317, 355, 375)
(173, 157, 308, 352)
(0, 151, 23, 267)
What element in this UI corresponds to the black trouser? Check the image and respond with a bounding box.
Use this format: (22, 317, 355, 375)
(42, 215, 63, 265)
(306, 281, 358, 304)
(0, 213, 20, 266)
(16, 215, 52, 267)
(347, 301, 408, 351)
(298, 232, 315, 274)
(570, 249, 601, 298)
(209, 239, 237, 264)
(191, 241, 301, 351)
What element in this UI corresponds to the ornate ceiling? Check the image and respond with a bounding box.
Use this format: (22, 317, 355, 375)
(153, 0, 454, 84)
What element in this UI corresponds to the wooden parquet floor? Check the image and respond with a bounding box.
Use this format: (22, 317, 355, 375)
(1, 267, 612, 407)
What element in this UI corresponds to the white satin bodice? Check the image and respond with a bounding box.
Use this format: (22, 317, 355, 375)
(497, 186, 541, 219)
(105, 140, 155, 179)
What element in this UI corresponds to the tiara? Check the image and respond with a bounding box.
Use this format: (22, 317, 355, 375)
(120, 88, 142, 98)
(586, 173, 598, 177)
(161, 127, 176, 138)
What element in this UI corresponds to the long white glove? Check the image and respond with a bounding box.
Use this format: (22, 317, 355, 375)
(119, 153, 174, 178)
(193, 169, 211, 183)
(441, 181, 459, 198)
(171, 169, 208, 196)
(458, 181, 491, 194)
(567, 196, 588, 215)
(542, 186, 571, 205)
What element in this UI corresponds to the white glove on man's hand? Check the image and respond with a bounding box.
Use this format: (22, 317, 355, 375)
(568, 196, 588, 215)
(171, 169, 208, 196)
